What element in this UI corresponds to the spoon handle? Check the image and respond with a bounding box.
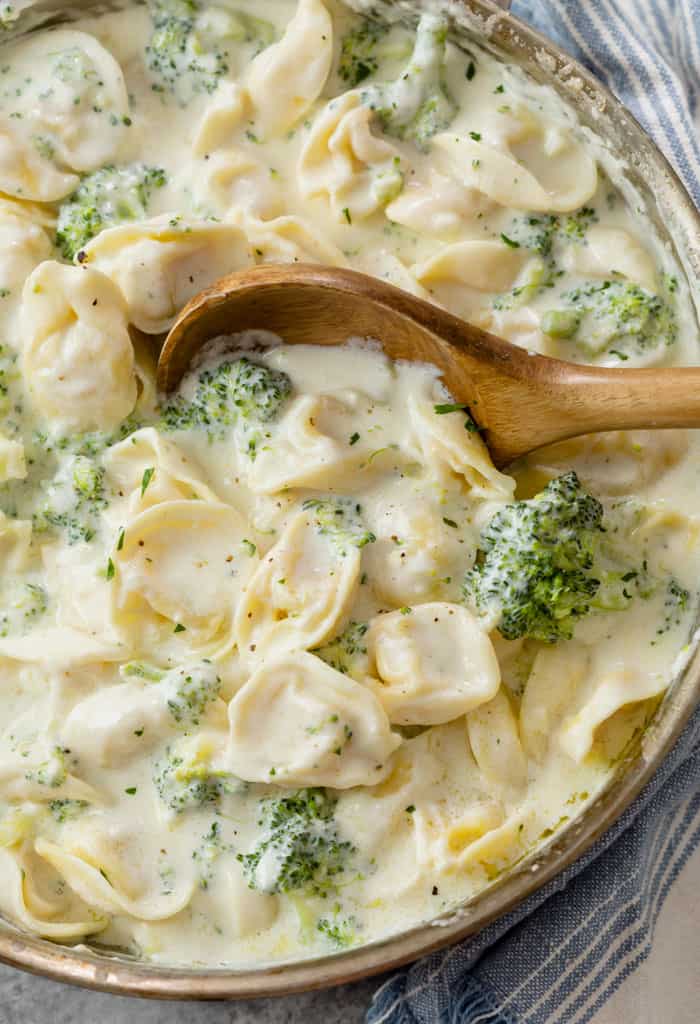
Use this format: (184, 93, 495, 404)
(529, 362, 700, 431)
(477, 361, 700, 466)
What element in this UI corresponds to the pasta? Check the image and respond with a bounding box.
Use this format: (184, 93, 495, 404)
(114, 500, 257, 657)
(0, 0, 695, 971)
(81, 217, 253, 333)
(299, 91, 403, 221)
(0, 30, 130, 173)
(245, 0, 333, 138)
(227, 651, 401, 787)
(233, 507, 360, 663)
(21, 261, 137, 432)
(433, 119, 597, 213)
(367, 602, 500, 725)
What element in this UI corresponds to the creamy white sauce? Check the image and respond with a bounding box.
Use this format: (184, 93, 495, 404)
(0, 0, 696, 968)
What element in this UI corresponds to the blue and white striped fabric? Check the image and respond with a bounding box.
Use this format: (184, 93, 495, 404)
(366, 3, 700, 1022)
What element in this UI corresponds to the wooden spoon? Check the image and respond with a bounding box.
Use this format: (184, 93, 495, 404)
(157, 263, 700, 468)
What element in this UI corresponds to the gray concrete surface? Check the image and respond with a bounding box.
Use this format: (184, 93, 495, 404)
(0, 963, 385, 1024)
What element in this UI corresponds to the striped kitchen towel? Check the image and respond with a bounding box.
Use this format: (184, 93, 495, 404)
(366, 3, 700, 1022)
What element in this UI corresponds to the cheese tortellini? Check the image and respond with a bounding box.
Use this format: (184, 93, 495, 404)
(243, 393, 360, 493)
(82, 217, 253, 333)
(234, 508, 360, 663)
(0, 846, 109, 940)
(299, 91, 402, 221)
(408, 389, 515, 502)
(0, 201, 52, 312)
(228, 651, 401, 787)
(104, 427, 220, 518)
(245, 0, 333, 138)
(367, 603, 500, 725)
(0, 30, 130, 175)
(21, 261, 137, 432)
(434, 117, 597, 213)
(114, 500, 258, 655)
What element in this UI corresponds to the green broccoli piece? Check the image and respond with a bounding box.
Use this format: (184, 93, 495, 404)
(503, 208, 598, 257)
(161, 357, 292, 444)
(313, 621, 369, 677)
(464, 471, 605, 643)
(561, 206, 599, 240)
(541, 280, 677, 358)
(238, 788, 355, 897)
(71, 457, 106, 508)
(56, 164, 167, 260)
(146, 0, 273, 101)
(48, 799, 89, 823)
(193, 820, 233, 889)
(317, 913, 357, 947)
(0, 582, 48, 637)
(146, 0, 228, 98)
(161, 662, 221, 727)
(302, 498, 376, 555)
(33, 455, 108, 545)
(492, 257, 558, 313)
(121, 659, 219, 724)
(540, 309, 580, 339)
(121, 661, 166, 683)
(338, 21, 387, 87)
(657, 578, 690, 637)
(152, 746, 237, 814)
(122, 660, 221, 727)
(361, 12, 456, 150)
(27, 747, 68, 789)
(492, 207, 599, 312)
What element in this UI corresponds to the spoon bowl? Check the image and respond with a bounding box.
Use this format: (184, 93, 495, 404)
(158, 263, 700, 467)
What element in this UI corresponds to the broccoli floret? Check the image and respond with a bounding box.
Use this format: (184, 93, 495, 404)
(492, 257, 559, 313)
(361, 12, 456, 150)
(515, 215, 559, 258)
(193, 820, 232, 889)
(122, 660, 221, 727)
(161, 357, 292, 445)
(161, 662, 221, 727)
(656, 578, 690, 637)
(48, 799, 89, 823)
(27, 747, 68, 789)
(493, 207, 599, 312)
(302, 498, 376, 555)
(0, 581, 48, 637)
(561, 206, 598, 240)
(338, 21, 387, 87)
(503, 208, 598, 257)
(317, 913, 357, 947)
(539, 309, 580, 339)
(238, 788, 354, 897)
(464, 471, 605, 643)
(313, 621, 369, 677)
(72, 456, 105, 507)
(146, 0, 227, 98)
(146, 0, 273, 101)
(56, 164, 167, 260)
(33, 454, 108, 545)
(153, 745, 237, 814)
(541, 280, 677, 359)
